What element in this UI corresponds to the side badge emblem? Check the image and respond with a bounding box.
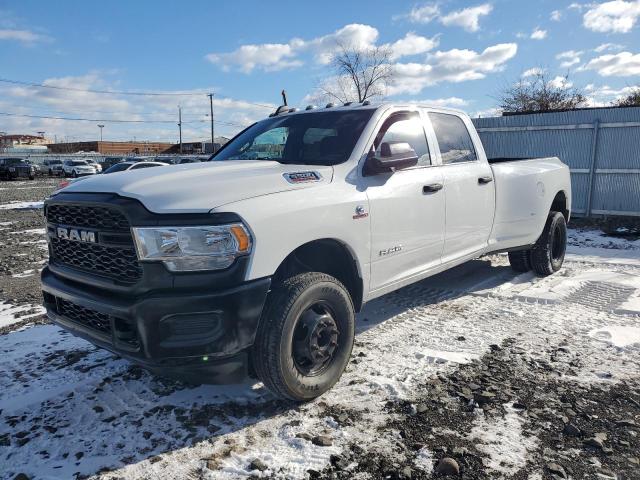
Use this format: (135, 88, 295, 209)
(353, 205, 368, 220)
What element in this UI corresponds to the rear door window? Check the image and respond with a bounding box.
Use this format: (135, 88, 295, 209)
(429, 113, 477, 164)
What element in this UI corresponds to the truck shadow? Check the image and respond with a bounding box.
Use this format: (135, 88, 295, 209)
(0, 257, 528, 478)
(357, 257, 528, 334)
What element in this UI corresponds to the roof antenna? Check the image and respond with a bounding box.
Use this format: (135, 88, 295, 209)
(281, 89, 288, 106)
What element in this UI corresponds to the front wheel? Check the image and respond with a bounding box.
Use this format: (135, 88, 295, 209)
(531, 211, 567, 276)
(72, 170, 78, 178)
(252, 272, 355, 401)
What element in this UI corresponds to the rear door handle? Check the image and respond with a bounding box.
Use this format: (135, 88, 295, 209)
(423, 183, 443, 193)
(478, 176, 493, 184)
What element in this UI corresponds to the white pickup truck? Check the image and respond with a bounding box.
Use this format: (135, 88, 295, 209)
(42, 103, 571, 400)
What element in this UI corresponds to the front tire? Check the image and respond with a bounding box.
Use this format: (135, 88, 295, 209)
(72, 170, 78, 178)
(531, 211, 567, 276)
(252, 272, 355, 401)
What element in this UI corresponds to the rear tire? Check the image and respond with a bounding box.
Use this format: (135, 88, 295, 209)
(531, 211, 567, 276)
(508, 250, 531, 272)
(252, 272, 355, 401)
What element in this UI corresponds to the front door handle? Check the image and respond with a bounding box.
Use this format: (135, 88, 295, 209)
(478, 176, 493, 184)
(423, 183, 443, 193)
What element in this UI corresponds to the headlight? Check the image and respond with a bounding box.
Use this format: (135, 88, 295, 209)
(132, 224, 251, 271)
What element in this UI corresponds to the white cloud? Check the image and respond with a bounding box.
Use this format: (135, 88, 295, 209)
(206, 43, 301, 74)
(522, 67, 546, 77)
(440, 4, 493, 32)
(0, 29, 49, 44)
(389, 43, 518, 95)
(556, 50, 583, 67)
(584, 84, 638, 105)
(530, 28, 548, 40)
(385, 32, 439, 60)
(583, 0, 640, 33)
(205, 24, 379, 72)
(594, 42, 625, 52)
(551, 10, 563, 21)
(582, 51, 640, 76)
(403, 3, 441, 24)
(549, 75, 572, 88)
(412, 97, 469, 107)
(399, 3, 493, 32)
(0, 72, 275, 142)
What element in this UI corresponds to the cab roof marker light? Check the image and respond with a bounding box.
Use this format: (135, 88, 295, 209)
(325, 103, 334, 108)
(305, 105, 316, 110)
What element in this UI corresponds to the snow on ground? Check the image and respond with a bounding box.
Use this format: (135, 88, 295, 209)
(1, 228, 639, 479)
(0, 301, 46, 329)
(468, 405, 537, 476)
(0, 200, 44, 210)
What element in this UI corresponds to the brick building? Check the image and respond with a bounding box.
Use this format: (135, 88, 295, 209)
(46, 141, 173, 155)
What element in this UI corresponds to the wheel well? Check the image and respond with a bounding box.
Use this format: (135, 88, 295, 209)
(551, 191, 569, 220)
(273, 239, 364, 312)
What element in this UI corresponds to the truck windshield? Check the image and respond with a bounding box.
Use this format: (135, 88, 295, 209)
(212, 110, 374, 166)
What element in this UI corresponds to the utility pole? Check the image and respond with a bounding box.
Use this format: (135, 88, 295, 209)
(97, 124, 104, 142)
(208, 93, 215, 153)
(178, 106, 183, 154)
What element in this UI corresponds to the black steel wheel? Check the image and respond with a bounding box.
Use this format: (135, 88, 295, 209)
(252, 272, 355, 401)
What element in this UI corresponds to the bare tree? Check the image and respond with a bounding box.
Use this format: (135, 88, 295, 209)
(613, 87, 640, 107)
(497, 72, 587, 113)
(316, 43, 394, 104)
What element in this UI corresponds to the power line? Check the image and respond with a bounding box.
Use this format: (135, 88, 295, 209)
(0, 102, 236, 121)
(0, 77, 275, 109)
(0, 111, 247, 127)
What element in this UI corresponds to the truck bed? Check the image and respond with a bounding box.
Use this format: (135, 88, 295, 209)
(487, 157, 545, 164)
(488, 156, 570, 251)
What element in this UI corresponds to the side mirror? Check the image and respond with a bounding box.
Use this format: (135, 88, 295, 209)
(365, 142, 419, 175)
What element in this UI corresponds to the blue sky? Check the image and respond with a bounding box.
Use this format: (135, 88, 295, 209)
(0, 0, 639, 142)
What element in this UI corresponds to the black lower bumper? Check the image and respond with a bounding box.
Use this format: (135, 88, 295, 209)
(41, 266, 270, 383)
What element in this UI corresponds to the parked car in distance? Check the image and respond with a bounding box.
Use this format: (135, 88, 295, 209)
(153, 156, 174, 164)
(102, 161, 167, 174)
(84, 158, 102, 173)
(62, 159, 96, 178)
(100, 157, 124, 170)
(0, 157, 36, 180)
(23, 159, 41, 175)
(176, 157, 202, 164)
(44, 159, 64, 176)
(43, 102, 571, 401)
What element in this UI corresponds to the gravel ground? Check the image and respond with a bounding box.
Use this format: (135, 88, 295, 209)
(1, 178, 639, 479)
(0, 177, 59, 333)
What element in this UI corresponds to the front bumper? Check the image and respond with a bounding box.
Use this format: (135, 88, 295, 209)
(41, 266, 270, 383)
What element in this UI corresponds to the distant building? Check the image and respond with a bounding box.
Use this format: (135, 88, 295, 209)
(166, 137, 230, 155)
(46, 141, 174, 155)
(1, 134, 50, 153)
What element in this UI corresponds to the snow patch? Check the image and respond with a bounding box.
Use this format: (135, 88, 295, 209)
(12, 269, 36, 278)
(414, 446, 434, 474)
(589, 326, 640, 348)
(0, 302, 45, 329)
(468, 405, 537, 476)
(10, 228, 46, 235)
(0, 200, 44, 210)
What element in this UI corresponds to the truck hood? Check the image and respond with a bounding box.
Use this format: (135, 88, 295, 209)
(60, 161, 333, 213)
